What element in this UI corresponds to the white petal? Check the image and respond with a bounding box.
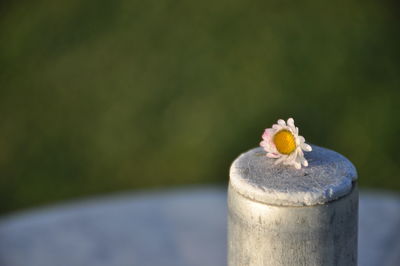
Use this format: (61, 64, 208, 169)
(287, 151, 297, 162)
(295, 149, 308, 167)
(272, 124, 281, 130)
(296, 151, 307, 167)
(274, 156, 286, 165)
(287, 118, 296, 132)
(277, 119, 286, 126)
(282, 158, 291, 165)
(282, 125, 292, 132)
(294, 150, 301, 161)
(280, 151, 295, 166)
(294, 162, 301, 169)
(301, 143, 312, 152)
(298, 136, 305, 143)
(295, 127, 299, 135)
(297, 148, 304, 157)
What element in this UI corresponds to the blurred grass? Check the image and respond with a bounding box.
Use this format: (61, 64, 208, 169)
(0, 0, 399, 214)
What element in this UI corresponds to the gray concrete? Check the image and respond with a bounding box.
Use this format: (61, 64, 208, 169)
(0, 187, 399, 266)
(230, 146, 357, 206)
(229, 146, 358, 265)
(228, 184, 358, 266)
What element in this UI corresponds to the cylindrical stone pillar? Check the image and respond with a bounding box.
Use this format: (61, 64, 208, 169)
(228, 145, 358, 266)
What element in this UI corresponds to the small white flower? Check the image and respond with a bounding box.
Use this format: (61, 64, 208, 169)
(260, 118, 312, 169)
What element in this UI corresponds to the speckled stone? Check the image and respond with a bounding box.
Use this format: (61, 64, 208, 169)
(229, 145, 357, 206)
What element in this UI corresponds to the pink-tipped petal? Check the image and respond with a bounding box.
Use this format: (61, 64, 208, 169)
(266, 153, 280, 158)
(277, 119, 286, 126)
(260, 140, 267, 147)
(260, 128, 278, 153)
(262, 128, 274, 140)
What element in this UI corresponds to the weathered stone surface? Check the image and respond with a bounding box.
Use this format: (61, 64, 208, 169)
(228, 184, 358, 266)
(230, 145, 357, 206)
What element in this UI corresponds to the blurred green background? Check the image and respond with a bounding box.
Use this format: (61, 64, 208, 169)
(0, 0, 399, 214)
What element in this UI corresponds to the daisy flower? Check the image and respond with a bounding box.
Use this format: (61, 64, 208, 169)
(260, 118, 312, 169)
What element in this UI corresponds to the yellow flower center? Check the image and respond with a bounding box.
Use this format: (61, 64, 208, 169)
(273, 130, 296, 155)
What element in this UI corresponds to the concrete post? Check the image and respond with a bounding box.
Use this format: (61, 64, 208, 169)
(228, 145, 358, 266)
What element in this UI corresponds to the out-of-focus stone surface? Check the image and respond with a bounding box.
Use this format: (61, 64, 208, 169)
(359, 190, 400, 266)
(0, 187, 399, 266)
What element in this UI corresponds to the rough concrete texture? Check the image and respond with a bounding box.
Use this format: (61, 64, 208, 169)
(230, 145, 357, 206)
(228, 184, 358, 266)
